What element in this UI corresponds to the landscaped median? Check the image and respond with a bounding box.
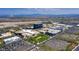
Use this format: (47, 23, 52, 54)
(0, 38, 4, 48)
(27, 33, 50, 45)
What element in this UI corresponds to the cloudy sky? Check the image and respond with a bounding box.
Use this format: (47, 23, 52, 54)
(0, 8, 79, 16)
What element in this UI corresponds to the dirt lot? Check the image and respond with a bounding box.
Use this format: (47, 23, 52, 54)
(0, 21, 41, 25)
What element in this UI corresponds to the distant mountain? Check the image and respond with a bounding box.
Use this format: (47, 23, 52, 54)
(0, 14, 79, 18)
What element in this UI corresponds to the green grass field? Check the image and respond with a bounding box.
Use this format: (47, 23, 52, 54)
(27, 34, 49, 44)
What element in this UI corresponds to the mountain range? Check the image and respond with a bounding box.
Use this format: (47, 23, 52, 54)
(0, 14, 79, 18)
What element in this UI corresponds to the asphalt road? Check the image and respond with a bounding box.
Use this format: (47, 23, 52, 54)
(72, 45, 79, 51)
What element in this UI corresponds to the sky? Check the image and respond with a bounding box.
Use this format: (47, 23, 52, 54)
(0, 8, 79, 16)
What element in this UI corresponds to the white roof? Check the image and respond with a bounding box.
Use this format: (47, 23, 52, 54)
(22, 29, 36, 34)
(51, 25, 65, 29)
(22, 33, 32, 36)
(77, 24, 79, 26)
(48, 29, 61, 34)
(4, 36, 21, 44)
(66, 25, 73, 27)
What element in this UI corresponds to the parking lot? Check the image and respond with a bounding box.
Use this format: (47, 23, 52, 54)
(0, 40, 34, 51)
(38, 38, 70, 51)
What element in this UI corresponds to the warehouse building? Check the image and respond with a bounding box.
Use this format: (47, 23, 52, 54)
(1, 32, 12, 38)
(3, 36, 22, 45)
(16, 29, 39, 38)
(46, 29, 61, 35)
(0, 31, 22, 45)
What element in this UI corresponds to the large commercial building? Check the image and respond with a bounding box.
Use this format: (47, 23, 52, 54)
(16, 29, 39, 38)
(33, 24, 43, 29)
(0, 32, 22, 45)
(32, 21, 43, 29)
(3, 36, 22, 45)
(1, 32, 12, 38)
(46, 29, 61, 36)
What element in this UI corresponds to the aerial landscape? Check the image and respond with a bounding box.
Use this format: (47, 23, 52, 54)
(0, 8, 79, 51)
